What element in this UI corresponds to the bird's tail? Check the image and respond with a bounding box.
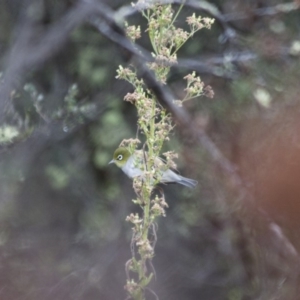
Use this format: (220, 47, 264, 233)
(178, 175, 198, 188)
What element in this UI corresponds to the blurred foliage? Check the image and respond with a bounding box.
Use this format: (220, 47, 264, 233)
(0, 1, 299, 300)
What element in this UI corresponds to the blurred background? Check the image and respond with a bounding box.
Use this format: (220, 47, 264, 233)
(0, 0, 300, 299)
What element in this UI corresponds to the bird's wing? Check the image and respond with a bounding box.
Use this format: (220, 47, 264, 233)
(135, 150, 179, 173)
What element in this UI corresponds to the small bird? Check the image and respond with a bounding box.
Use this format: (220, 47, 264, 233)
(109, 147, 197, 188)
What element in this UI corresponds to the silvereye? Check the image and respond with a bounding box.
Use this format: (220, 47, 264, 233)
(109, 147, 197, 188)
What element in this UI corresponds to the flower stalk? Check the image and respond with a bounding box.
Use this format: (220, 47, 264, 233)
(116, 2, 214, 299)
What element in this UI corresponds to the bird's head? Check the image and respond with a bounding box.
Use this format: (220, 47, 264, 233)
(109, 147, 131, 168)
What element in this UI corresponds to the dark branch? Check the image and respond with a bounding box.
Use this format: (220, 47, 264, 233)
(224, 2, 300, 21)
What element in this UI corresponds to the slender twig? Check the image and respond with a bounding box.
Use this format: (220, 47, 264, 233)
(145, 287, 159, 300)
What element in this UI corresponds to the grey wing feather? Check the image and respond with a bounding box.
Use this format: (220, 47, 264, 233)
(161, 169, 198, 188)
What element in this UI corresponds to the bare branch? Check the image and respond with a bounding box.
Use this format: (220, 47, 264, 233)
(224, 2, 300, 22)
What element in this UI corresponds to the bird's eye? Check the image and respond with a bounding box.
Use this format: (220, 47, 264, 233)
(117, 154, 123, 160)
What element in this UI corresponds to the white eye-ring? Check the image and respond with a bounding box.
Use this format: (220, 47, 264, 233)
(117, 154, 123, 160)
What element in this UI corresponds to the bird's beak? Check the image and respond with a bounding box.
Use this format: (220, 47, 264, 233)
(108, 159, 115, 165)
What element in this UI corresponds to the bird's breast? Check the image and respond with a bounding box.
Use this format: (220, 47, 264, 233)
(122, 156, 143, 178)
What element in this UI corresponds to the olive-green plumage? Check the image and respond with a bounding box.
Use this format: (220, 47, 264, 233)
(109, 147, 197, 188)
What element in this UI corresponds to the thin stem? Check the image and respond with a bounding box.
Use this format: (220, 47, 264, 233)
(120, 3, 215, 300)
(168, 1, 185, 29)
(173, 31, 194, 54)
